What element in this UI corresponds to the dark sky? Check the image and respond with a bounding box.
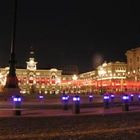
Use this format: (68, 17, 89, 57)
(0, 0, 140, 73)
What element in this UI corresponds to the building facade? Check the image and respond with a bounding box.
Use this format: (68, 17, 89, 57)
(96, 61, 127, 92)
(0, 50, 63, 94)
(0, 47, 139, 94)
(125, 47, 140, 81)
(79, 61, 127, 93)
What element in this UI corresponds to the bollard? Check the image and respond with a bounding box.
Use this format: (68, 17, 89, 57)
(39, 95, 44, 99)
(130, 94, 134, 102)
(122, 95, 129, 111)
(110, 94, 115, 100)
(110, 94, 115, 106)
(137, 95, 140, 104)
(61, 95, 69, 110)
(39, 95, 44, 103)
(138, 95, 140, 102)
(88, 95, 93, 103)
(73, 95, 80, 114)
(103, 95, 110, 109)
(13, 95, 22, 116)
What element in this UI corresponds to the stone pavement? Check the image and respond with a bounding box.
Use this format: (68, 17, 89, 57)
(0, 104, 139, 117)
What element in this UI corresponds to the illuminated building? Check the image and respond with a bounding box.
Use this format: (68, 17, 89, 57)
(79, 71, 96, 93)
(0, 49, 62, 94)
(125, 47, 140, 81)
(125, 47, 140, 91)
(79, 61, 127, 93)
(97, 61, 126, 80)
(79, 71, 96, 80)
(0, 47, 140, 94)
(96, 61, 127, 92)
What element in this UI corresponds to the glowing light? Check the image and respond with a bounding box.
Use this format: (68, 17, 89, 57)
(110, 94, 115, 98)
(98, 67, 106, 76)
(122, 95, 129, 100)
(104, 95, 110, 100)
(72, 74, 78, 81)
(39, 95, 44, 99)
(89, 95, 93, 98)
(56, 78, 61, 84)
(62, 96, 69, 101)
(13, 97, 21, 102)
(73, 96, 80, 101)
(115, 70, 126, 72)
(20, 90, 26, 94)
(50, 68, 58, 72)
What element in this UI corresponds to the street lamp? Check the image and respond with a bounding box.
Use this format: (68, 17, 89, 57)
(4, 0, 20, 95)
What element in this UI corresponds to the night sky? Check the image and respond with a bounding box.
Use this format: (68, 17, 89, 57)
(0, 0, 140, 73)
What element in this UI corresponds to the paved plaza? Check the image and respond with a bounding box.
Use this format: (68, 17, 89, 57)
(0, 95, 139, 139)
(0, 95, 139, 117)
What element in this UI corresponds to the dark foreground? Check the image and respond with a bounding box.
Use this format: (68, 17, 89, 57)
(0, 112, 140, 140)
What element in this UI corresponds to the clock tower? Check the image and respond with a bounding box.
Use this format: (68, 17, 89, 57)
(26, 47, 37, 71)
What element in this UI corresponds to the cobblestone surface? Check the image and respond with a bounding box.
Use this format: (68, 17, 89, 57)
(0, 111, 140, 139)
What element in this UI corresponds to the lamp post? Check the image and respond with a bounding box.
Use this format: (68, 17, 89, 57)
(4, 0, 20, 96)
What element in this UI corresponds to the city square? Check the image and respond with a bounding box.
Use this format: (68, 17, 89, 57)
(0, 94, 140, 139)
(0, 0, 140, 140)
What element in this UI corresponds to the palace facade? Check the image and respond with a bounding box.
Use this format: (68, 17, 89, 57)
(0, 47, 140, 94)
(125, 47, 140, 81)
